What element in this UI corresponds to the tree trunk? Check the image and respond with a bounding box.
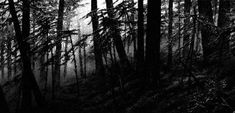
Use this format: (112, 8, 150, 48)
(7, 36, 12, 79)
(105, 0, 131, 71)
(198, 0, 214, 64)
(13, 40, 17, 75)
(69, 35, 80, 96)
(145, 0, 159, 87)
(0, 40, 4, 79)
(178, 0, 182, 59)
(136, 0, 145, 73)
(83, 42, 87, 78)
(78, 24, 84, 78)
(183, 0, 191, 58)
(8, 0, 45, 112)
(63, 21, 70, 78)
(212, 0, 218, 25)
(53, 0, 65, 98)
(167, 0, 173, 67)
(217, 0, 230, 58)
(91, 0, 105, 77)
(0, 86, 9, 113)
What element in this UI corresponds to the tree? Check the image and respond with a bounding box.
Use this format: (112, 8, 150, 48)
(217, 0, 230, 57)
(105, 0, 131, 71)
(8, 0, 44, 112)
(183, 0, 191, 58)
(136, 0, 145, 73)
(198, 0, 214, 63)
(167, 0, 173, 67)
(91, 0, 105, 77)
(0, 38, 4, 79)
(0, 86, 9, 113)
(53, 0, 65, 99)
(145, 0, 159, 86)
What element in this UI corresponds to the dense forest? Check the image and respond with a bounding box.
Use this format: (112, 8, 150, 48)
(0, 0, 159, 113)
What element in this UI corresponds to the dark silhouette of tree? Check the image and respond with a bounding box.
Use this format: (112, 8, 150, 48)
(218, 0, 230, 58)
(198, 0, 214, 64)
(183, 0, 191, 58)
(167, 0, 173, 67)
(53, 0, 65, 99)
(91, 0, 105, 77)
(8, 0, 45, 112)
(136, 0, 145, 73)
(146, 0, 159, 86)
(105, 0, 131, 71)
(0, 86, 9, 113)
(0, 38, 4, 79)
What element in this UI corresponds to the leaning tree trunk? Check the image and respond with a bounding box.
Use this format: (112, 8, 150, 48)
(53, 0, 65, 99)
(105, 0, 131, 71)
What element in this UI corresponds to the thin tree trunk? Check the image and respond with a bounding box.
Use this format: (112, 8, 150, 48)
(83, 42, 87, 78)
(78, 24, 84, 78)
(53, 0, 65, 99)
(69, 35, 80, 96)
(178, 0, 181, 60)
(14, 40, 17, 75)
(0, 40, 4, 79)
(212, 0, 218, 25)
(189, 6, 196, 68)
(7, 36, 12, 79)
(63, 21, 70, 78)
(167, 0, 173, 68)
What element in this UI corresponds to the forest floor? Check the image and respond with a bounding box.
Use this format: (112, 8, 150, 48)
(30, 73, 158, 113)
(6, 64, 235, 113)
